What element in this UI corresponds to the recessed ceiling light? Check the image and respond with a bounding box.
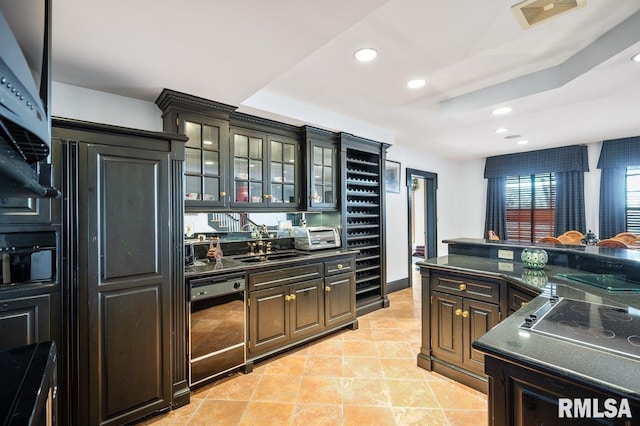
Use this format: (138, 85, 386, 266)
(354, 48, 377, 62)
(492, 107, 513, 115)
(495, 128, 509, 134)
(406, 79, 426, 89)
(632, 53, 640, 63)
(517, 140, 529, 145)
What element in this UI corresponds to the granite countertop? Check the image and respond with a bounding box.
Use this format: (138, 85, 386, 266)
(184, 248, 359, 278)
(419, 253, 640, 400)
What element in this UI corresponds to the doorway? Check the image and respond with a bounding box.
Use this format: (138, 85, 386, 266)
(406, 169, 437, 287)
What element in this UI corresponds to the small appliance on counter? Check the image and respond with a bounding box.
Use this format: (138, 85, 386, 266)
(294, 226, 341, 251)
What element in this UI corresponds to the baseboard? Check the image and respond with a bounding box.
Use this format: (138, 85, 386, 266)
(387, 277, 409, 293)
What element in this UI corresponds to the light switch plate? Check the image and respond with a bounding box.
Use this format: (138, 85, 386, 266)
(498, 249, 514, 260)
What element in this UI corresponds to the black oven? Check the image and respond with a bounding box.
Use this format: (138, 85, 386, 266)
(188, 273, 246, 387)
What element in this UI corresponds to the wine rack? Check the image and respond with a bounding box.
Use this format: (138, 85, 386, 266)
(344, 148, 384, 312)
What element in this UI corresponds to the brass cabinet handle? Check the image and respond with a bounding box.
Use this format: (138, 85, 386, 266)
(289, 293, 296, 300)
(459, 283, 467, 291)
(325, 286, 331, 292)
(462, 310, 469, 318)
(263, 194, 273, 199)
(337, 264, 344, 270)
(520, 301, 528, 307)
(285, 295, 291, 301)
(220, 191, 226, 196)
(455, 309, 462, 316)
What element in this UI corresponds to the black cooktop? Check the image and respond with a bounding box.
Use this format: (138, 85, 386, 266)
(523, 298, 640, 360)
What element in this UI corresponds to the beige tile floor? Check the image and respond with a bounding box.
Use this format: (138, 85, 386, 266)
(141, 283, 488, 425)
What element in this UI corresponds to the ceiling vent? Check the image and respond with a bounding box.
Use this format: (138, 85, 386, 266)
(512, 0, 586, 29)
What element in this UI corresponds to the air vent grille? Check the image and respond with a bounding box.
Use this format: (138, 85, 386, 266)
(512, 0, 586, 29)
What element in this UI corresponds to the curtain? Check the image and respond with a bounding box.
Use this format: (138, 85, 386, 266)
(599, 167, 626, 239)
(554, 171, 586, 235)
(484, 177, 506, 240)
(597, 137, 640, 239)
(484, 145, 588, 240)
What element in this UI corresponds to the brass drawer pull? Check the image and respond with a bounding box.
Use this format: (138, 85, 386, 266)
(325, 286, 331, 292)
(285, 295, 291, 301)
(520, 301, 528, 307)
(289, 293, 296, 300)
(455, 309, 462, 316)
(337, 264, 344, 270)
(220, 191, 226, 196)
(459, 283, 467, 291)
(462, 310, 469, 318)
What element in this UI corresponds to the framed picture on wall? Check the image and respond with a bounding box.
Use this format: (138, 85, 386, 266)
(385, 160, 401, 193)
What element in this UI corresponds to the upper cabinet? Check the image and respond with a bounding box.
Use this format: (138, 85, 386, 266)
(304, 126, 339, 211)
(229, 126, 300, 209)
(156, 89, 302, 211)
(182, 114, 229, 209)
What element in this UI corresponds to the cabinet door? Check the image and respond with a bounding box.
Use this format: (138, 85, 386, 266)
(82, 144, 172, 425)
(324, 272, 356, 328)
(308, 139, 337, 210)
(0, 294, 50, 351)
(431, 292, 463, 364)
(463, 299, 499, 375)
(180, 113, 229, 209)
(289, 279, 324, 341)
(230, 128, 267, 208)
(268, 135, 299, 208)
(248, 285, 289, 356)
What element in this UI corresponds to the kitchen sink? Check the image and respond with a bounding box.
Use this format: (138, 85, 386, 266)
(232, 250, 309, 263)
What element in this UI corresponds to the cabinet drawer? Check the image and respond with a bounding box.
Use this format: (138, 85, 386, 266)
(507, 286, 538, 315)
(432, 272, 499, 304)
(324, 258, 355, 276)
(249, 263, 323, 291)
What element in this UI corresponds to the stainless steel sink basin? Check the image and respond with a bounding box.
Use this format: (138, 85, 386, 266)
(232, 250, 309, 263)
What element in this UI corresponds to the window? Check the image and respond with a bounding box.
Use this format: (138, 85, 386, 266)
(626, 166, 640, 234)
(506, 173, 556, 242)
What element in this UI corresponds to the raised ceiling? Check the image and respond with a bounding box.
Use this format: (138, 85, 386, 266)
(50, 0, 640, 160)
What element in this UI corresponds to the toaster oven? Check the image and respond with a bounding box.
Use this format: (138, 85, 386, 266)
(294, 226, 341, 251)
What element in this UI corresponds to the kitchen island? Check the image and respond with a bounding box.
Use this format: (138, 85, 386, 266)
(418, 239, 640, 424)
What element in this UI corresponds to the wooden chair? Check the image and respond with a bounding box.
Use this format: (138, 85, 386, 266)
(596, 239, 629, 249)
(537, 236, 563, 244)
(559, 230, 584, 241)
(557, 234, 582, 245)
(613, 232, 639, 245)
(487, 230, 499, 241)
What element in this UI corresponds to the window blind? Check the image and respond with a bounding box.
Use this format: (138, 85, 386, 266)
(626, 166, 640, 234)
(506, 173, 555, 242)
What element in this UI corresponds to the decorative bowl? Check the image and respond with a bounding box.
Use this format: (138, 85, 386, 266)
(521, 248, 548, 269)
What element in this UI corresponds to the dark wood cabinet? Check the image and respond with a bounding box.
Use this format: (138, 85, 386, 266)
(0, 294, 50, 351)
(248, 278, 324, 357)
(228, 127, 300, 209)
(53, 119, 186, 425)
(484, 355, 640, 426)
(324, 272, 356, 328)
(181, 113, 230, 209)
(340, 134, 390, 315)
(507, 286, 537, 316)
(304, 126, 339, 211)
(247, 255, 357, 363)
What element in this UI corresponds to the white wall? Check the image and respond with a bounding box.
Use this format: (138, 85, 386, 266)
(52, 83, 607, 286)
(52, 82, 163, 131)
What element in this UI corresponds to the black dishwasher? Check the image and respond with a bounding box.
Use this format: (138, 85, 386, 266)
(188, 273, 246, 387)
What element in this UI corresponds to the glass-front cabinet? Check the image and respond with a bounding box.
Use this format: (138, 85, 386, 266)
(230, 127, 299, 209)
(181, 114, 229, 209)
(305, 127, 338, 210)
